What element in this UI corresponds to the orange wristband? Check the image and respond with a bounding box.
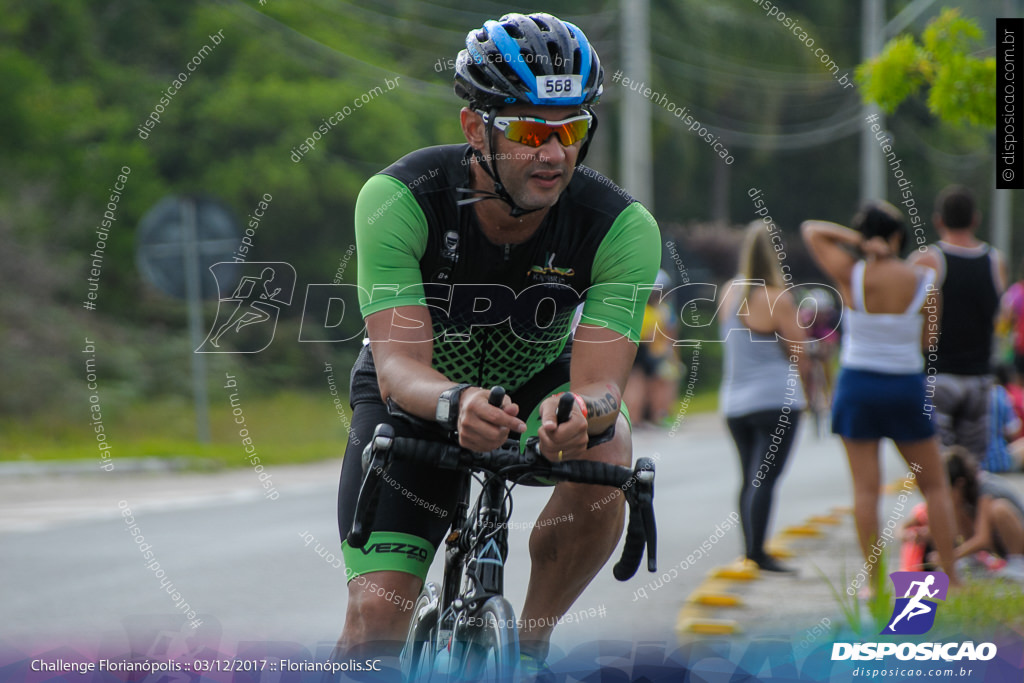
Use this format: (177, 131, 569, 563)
(572, 393, 588, 418)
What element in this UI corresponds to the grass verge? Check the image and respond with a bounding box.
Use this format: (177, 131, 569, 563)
(1, 391, 349, 467)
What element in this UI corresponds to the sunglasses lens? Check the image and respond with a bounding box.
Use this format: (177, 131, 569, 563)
(504, 118, 589, 147)
(558, 118, 589, 145)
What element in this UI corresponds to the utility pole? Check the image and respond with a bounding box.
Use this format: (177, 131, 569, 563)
(860, 0, 886, 203)
(992, 0, 1018, 262)
(620, 0, 654, 211)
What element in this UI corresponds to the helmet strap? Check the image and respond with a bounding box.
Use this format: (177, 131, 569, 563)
(456, 107, 541, 218)
(576, 107, 598, 166)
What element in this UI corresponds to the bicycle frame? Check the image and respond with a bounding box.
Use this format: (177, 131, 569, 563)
(436, 467, 512, 629)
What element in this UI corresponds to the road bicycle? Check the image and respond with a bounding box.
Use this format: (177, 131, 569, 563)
(347, 389, 657, 682)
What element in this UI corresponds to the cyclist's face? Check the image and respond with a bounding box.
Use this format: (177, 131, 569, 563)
(486, 105, 583, 211)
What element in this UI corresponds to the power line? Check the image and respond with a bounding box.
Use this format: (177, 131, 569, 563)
(650, 50, 848, 92)
(317, 0, 469, 41)
(650, 100, 863, 150)
(896, 124, 988, 171)
(223, 0, 454, 102)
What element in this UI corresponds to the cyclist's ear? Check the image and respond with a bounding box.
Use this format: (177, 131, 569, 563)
(460, 107, 487, 152)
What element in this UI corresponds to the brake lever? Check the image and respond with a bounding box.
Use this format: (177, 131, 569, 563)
(347, 423, 394, 548)
(634, 457, 657, 572)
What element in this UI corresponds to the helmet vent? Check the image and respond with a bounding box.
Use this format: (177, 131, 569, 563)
(532, 17, 550, 32)
(504, 23, 524, 39)
(573, 48, 582, 75)
(504, 69, 525, 89)
(466, 63, 495, 90)
(547, 43, 561, 71)
(476, 30, 488, 42)
(525, 51, 545, 77)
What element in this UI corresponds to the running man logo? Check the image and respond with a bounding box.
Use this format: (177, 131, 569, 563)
(197, 262, 296, 353)
(881, 571, 949, 636)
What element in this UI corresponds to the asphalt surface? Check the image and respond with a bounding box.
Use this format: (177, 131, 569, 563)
(5, 412, 1005, 658)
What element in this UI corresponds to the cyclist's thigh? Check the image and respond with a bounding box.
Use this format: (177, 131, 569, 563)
(338, 399, 461, 581)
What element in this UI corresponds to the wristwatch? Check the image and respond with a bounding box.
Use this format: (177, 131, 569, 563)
(435, 383, 471, 431)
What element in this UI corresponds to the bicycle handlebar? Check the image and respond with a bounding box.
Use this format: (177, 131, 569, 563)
(346, 387, 657, 581)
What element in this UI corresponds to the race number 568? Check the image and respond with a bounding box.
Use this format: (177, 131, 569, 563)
(537, 75, 582, 99)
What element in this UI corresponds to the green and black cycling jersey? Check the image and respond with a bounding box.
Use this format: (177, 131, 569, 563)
(350, 143, 660, 403)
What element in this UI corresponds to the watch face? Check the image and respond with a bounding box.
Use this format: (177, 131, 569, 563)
(437, 396, 451, 423)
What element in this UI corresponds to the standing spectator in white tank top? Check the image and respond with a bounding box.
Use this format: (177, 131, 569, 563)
(803, 202, 960, 593)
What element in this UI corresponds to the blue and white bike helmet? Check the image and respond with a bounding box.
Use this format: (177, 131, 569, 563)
(454, 12, 603, 108)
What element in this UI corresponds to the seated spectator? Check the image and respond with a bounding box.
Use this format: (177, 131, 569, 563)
(985, 366, 1023, 473)
(902, 447, 1024, 582)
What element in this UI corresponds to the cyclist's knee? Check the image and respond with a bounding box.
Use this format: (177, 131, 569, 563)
(346, 571, 421, 625)
(339, 599, 408, 658)
(584, 414, 632, 468)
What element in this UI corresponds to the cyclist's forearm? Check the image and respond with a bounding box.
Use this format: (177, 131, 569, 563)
(366, 307, 459, 422)
(574, 382, 623, 435)
(375, 353, 458, 421)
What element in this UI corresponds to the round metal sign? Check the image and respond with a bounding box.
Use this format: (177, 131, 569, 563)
(136, 195, 241, 299)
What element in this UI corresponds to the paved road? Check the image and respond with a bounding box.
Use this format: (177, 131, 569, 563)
(1, 413, 899, 656)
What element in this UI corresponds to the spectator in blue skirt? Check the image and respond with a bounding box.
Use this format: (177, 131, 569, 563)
(803, 202, 960, 591)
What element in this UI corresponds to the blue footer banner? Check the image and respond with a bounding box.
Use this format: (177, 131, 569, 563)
(2, 625, 1021, 682)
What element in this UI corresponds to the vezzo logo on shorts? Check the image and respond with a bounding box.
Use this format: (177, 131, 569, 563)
(882, 571, 947, 635)
(358, 542, 429, 562)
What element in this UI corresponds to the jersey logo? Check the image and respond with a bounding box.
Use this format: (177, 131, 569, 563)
(442, 230, 460, 262)
(528, 252, 575, 283)
(430, 231, 459, 282)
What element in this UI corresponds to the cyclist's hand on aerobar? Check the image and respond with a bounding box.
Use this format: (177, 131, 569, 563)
(537, 393, 588, 461)
(457, 387, 526, 452)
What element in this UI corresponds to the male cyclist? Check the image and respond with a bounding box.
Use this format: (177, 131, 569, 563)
(336, 12, 660, 669)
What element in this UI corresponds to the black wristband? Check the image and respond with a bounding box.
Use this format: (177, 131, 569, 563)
(436, 383, 471, 432)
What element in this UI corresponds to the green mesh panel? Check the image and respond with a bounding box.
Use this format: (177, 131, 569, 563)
(431, 309, 574, 391)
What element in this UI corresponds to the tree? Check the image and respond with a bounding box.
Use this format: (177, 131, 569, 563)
(856, 8, 995, 128)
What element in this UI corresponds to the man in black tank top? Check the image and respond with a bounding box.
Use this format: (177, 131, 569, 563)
(911, 185, 1006, 460)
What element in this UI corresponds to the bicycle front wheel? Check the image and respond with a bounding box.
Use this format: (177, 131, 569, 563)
(401, 581, 441, 682)
(453, 596, 519, 683)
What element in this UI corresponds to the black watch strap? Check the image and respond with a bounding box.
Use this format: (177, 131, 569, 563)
(436, 383, 471, 431)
